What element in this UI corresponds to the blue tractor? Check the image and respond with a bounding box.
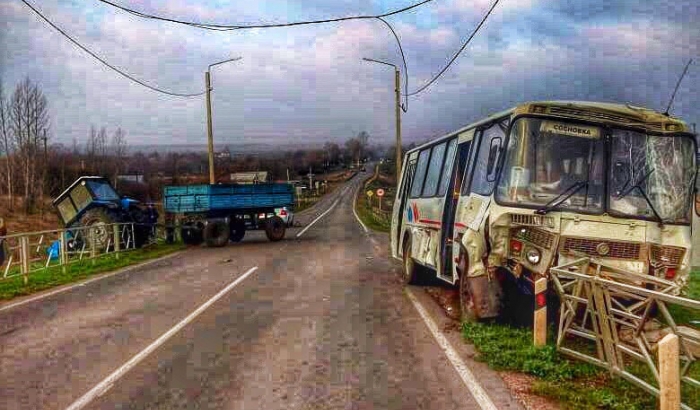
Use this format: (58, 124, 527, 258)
(52, 176, 159, 250)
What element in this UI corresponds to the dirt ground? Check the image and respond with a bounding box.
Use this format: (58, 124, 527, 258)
(0, 197, 61, 234)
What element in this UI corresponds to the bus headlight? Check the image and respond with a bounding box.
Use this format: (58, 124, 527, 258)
(525, 247, 541, 265)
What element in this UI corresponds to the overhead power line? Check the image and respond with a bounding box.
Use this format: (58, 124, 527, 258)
(407, 0, 501, 97)
(376, 17, 409, 113)
(95, 0, 435, 31)
(21, 0, 205, 97)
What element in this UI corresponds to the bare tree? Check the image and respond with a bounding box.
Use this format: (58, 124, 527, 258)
(111, 127, 128, 187)
(0, 80, 14, 208)
(9, 77, 49, 213)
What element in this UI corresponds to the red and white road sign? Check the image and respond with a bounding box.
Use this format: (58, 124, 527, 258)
(376, 189, 385, 197)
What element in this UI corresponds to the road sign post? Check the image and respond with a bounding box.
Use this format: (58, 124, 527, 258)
(366, 190, 373, 207)
(376, 189, 385, 212)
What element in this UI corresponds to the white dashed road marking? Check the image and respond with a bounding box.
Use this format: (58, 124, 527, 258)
(65, 266, 259, 410)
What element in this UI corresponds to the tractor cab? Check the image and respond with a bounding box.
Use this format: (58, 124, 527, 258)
(53, 176, 128, 227)
(52, 176, 158, 249)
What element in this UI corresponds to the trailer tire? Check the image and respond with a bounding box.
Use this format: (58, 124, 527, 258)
(229, 219, 246, 243)
(181, 223, 203, 245)
(265, 216, 285, 242)
(204, 220, 230, 247)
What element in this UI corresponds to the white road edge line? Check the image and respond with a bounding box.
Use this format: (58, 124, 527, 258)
(0, 251, 185, 314)
(405, 287, 498, 410)
(64, 266, 259, 410)
(352, 184, 369, 233)
(296, 198, 339, 238)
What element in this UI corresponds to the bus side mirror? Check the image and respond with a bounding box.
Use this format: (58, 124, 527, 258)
(486, 137, 502, 182)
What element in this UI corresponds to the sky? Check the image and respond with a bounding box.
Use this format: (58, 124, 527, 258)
(0, 0, 698, 148)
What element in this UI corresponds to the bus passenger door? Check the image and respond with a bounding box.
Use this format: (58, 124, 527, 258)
(438, 139, 472, 282)
(391, 158, 416, 259)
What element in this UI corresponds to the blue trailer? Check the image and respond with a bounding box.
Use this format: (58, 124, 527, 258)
(163, 182, 295, 247)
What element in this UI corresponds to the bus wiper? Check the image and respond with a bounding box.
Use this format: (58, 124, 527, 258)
(614, 168, 663, 224)
(535, 180, 589, 215)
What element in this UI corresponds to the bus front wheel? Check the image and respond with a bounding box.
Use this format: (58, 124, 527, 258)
(402, 238, 420, 285)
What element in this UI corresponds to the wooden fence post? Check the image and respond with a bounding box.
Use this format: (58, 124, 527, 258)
(60, 231, 68, 273)
(534, 277, 547, 346)
(113, 224, 121, 259)
(20, 236, 29, 285)
(659, 333, 680, 410)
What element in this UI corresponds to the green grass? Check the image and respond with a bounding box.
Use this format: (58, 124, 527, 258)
(0, 243, 185, 300)
(462, 322, 658, 409)
(354, 167, 396, 233)
(668, 270, 700, 326)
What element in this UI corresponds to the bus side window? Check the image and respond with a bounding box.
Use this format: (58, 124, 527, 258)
(410, 149, 431, 198)
(470, 124, 506, 196)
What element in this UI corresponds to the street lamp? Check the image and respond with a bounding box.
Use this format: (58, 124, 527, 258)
(206, 57, 243, 184)
(362, 57, 402, 182)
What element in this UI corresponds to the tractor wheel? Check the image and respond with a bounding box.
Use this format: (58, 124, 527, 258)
(204, 220, 230, 247)
(265, 216, 286, 242)
(80, 208, 116, 251)
(181, 223, 204, 245)
(229, 218, 246, 243)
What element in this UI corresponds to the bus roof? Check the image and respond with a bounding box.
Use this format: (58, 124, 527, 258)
(406, 100, 692, 155)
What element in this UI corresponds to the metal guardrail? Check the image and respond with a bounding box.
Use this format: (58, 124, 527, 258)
(551, 257, 700, 409)
(0, 223, 168, 284)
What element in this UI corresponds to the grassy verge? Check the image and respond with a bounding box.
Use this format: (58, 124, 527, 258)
(0, 243, 185, 300)
(354, 165, 396, 233)
(462, 269, 700, 409)
(668, 270, 700, 325)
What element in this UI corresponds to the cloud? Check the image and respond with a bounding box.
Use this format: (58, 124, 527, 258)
(1, 0, 698, 149)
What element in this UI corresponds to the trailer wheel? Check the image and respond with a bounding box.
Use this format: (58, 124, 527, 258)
(265, 216, 286, 242)
(204, 220, 230, 247)
(181, 223, 204, 245)
(229, 219, 246, 243)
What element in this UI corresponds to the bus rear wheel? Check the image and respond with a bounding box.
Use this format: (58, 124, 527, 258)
(402, 238, 420, 285)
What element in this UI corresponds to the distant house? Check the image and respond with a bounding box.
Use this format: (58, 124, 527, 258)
(117, 174, 145, 184)
(230, 171, 269, 184)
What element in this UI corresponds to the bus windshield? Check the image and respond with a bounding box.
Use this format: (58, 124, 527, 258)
(495, 118, 605, 214)
(496, 117, 696, 223)
(609, 129, 695, 223)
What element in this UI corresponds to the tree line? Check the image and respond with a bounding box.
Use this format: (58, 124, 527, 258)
(0, 76, 395, 215)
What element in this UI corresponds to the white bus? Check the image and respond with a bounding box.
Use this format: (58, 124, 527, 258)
(391, 101, 698, 322)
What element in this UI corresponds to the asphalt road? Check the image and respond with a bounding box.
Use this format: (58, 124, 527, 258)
(0, 171, 523, 410)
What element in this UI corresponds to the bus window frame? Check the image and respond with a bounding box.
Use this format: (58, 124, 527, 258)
(421, 140, 449, 198)
(492, 113, 698, 226)
(410, 147, 433, 199)
(436, 138, 459, 197)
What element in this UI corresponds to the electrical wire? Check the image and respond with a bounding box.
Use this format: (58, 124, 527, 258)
(20, 0, 205, 97)
(376, 17, 408, 113)
(95, 0, 435, 31)
(407, 0, 501, 97)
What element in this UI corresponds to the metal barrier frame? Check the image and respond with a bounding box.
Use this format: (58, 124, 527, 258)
(550, 257, 700, 409)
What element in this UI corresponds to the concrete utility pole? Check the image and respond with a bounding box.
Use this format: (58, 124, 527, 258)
(394, 68, 402, 182)
(205, 57, 242, 184)
(362, 58, 402, 182)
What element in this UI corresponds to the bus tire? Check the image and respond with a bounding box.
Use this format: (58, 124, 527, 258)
(265, 216, 286, 242)
(402, 238, 420, 285)
(204, 220, 230, 247)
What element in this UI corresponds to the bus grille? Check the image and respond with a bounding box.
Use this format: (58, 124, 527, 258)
(650, 245, 685, 267)
(512, 227, 555, 249)
(511, 214, 555, 228)
(561, 237, 641, 259)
